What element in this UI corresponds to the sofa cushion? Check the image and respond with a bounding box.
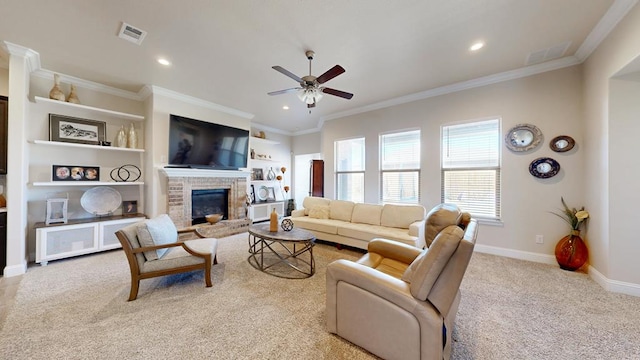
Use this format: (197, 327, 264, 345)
(136, 214, 178, 260)
(309, 205, 330, 219)
(329, 200, 355, 222)
(351, 203, 383, 225)
(291, 217, 341, 234)
(337, 223, 417, 246)
(303, 197, 331, 215)
(381, 204, 426, 229)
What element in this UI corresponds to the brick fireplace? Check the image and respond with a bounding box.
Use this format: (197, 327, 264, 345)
(165, 170, 249, 229)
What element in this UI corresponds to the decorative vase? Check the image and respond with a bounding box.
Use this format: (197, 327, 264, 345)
(116, 125, 127, 148)
(555, 230, 588, 271)
(127, 123, 138, 149)
(67, 84, 80, 104)
(269, 208, 278, 232)
(49, 74, 66, 101)
(266, 167, 276, 180)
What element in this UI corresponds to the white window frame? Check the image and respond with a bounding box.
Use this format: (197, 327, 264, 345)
(441, 118, 501, 220)
(379, 129, 421, 204)
(334, 137, 365, 202)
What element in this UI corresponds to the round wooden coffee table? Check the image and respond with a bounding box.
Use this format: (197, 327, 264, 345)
(247, 223, 316, 278)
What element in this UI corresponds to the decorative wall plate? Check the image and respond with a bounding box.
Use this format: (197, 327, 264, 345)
(80, 187, 122, 215)
(505, 124, 542, 152)
(549, 135, 575, 152)
(256, 185, 269, 201)
(529, 157, 560, 179)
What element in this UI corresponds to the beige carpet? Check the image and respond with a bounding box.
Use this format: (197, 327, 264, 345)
(1, 233, 640, 359)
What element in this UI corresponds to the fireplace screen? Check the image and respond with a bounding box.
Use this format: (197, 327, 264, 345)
(192, 189, 229, 225)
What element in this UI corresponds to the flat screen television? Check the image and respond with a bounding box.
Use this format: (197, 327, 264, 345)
(168, 114, 249, 170)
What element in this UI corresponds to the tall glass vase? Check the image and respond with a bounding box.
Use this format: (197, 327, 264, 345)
(554, 230, 588, 271)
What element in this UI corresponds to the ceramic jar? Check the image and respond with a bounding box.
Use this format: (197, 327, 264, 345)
(49, 74, 66, 101)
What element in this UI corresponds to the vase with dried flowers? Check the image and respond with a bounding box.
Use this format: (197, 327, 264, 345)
(551, 197, 590, 271)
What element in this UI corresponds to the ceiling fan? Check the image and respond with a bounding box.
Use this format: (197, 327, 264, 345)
(268, 50, 354, 108)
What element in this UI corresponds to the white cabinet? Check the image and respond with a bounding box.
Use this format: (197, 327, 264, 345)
(250, 201, 285, 222)
(35, 216, 145, 265)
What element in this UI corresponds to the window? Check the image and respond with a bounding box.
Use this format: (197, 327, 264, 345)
(441, 119, 500, 220)
(380, 130, 420, 204)
(335, 138, 365, 202)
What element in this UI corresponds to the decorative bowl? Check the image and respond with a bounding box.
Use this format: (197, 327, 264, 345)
(205, 214, 223, 224)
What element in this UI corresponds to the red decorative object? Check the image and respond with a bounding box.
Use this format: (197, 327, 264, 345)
(555, 230, 588, 271)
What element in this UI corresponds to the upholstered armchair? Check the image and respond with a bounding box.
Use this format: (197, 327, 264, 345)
(326, 204, 478, 360)
(115, 214, 218, 301)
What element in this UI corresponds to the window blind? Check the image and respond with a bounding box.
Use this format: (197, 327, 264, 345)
(335, 138, 365, 202)
(380, 130, 420, 204)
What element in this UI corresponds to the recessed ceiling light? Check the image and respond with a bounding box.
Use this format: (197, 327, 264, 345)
(282, 105, 289, 110)
(157, 58, 171, 66)
(470, 42, 484, 51)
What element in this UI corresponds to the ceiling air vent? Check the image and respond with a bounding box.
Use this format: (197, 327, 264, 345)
(525, 41, 571, 66)
(117, 22, 147, 45)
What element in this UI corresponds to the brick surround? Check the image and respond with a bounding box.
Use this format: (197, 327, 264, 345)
(167, 175, 249, 229)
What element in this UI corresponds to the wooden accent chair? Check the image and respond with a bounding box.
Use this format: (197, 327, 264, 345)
(115, 214, 218, 301)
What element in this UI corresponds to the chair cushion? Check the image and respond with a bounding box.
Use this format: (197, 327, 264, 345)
(424, 203, 462, 247)
(401, 249, 428, 283)
(329, 200, 355, 222)
(136, 214, 178, 260)
(408, 225, 464, 300)
(351, 203, 383, 225)
(381, 204, 426, 229)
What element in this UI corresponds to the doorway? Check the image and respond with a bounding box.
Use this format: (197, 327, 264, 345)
(294, 153, 321, 210)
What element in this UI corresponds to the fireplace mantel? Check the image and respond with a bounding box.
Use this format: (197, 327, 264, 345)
(160, 167, 250, 178)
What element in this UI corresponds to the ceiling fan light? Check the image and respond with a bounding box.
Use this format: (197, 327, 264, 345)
(297, 88, 322, 105)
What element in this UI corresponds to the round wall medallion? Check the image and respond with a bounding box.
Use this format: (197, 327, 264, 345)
(529, 157, 560, 179)
(281, 218, 294, 231)
(549, 135, 575, 152)
(505, 124, 543, 152)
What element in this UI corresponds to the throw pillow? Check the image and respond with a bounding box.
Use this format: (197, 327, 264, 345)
(136, 214, 178, 260)
(309, 206, 330, 219)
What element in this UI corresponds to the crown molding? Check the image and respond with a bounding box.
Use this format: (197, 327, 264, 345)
(1, 41, 40, 72)
(322, 55, 581, 123)
(292, 127, 321, 136)
(146, 85, 254, 120)
(251, 121, 293, 136)
(574, 0, 639, 61)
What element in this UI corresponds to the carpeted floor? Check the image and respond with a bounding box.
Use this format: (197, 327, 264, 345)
(1, 233, 639, 359)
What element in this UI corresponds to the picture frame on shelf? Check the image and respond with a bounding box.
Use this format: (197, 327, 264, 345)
(266, 186, 276, 201)
(122, 200, 138, 215)
(252, 168, 264, 181)
(45, 198, 68, 225)
(52, 165, 100, 181)
(49, 114, 106, 145)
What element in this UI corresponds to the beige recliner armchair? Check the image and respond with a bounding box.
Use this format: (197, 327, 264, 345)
(326, 204, 478, 360)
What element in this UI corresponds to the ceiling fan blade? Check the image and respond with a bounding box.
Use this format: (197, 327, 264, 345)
(321, 87, 354, 100)
(268, 87, 301, 96)
(316, 65, 345, 84)
(272, 66, 303, 83)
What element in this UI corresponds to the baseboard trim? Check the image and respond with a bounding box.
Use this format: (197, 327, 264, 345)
(588, 265, 640, 297)
(474, 244, 557, 265)
(474, 244, 640, 297)
(3, 260, 27, 277)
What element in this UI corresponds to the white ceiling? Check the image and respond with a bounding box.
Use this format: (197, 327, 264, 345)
(0, 0, 633, 134)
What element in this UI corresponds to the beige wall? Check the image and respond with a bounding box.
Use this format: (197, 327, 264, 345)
(0, 67, 8, 95)
(582, 2, 640, 287)
(321, 66, 585, 260)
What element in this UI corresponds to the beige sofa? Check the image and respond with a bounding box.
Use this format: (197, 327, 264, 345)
(290, 196, 427, 249)
(326, 203, 478, 360)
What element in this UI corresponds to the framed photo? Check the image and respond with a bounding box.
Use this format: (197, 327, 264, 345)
(49, 114, 106, 145)
(46, 198, 68, 225)
(266, 186, 276, 201)
(52, 165, 100, 181)
(122, 200, 138, 215)
(252, 168, 264, 181)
